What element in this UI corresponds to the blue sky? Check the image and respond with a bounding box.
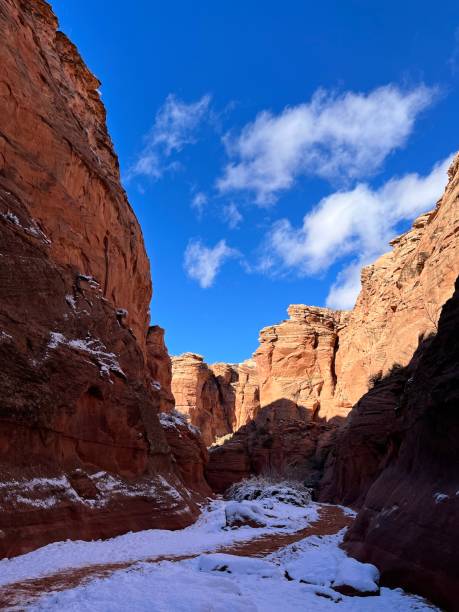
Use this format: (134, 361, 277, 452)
(51, 0, 459, 363)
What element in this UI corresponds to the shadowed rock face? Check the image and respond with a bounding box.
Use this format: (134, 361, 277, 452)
(0, 0, 202, 557)
(146, 326, 175, 413)
(331, 279, 459, 611)
(160, 414, 212, 498)
(205, 400, 340, 494)
(253, 154, 459, 420)
(200, 154, 459, 496)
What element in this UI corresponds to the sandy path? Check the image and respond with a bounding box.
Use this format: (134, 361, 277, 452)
(0, 505, 352, 610)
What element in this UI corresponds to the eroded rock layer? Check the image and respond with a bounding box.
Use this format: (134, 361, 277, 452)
(146, 325, 175, 413)
(333, 155, 459, 410)
(338, 279, 459, 611)
(254, 305, 349, 418)
(0, 0, 201, 557)
(171, 353, 260, 446)
(205, 153, 459, 494)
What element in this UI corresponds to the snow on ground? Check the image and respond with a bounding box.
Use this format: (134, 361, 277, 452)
(0, 495, 438, 611)
(29, 526, 437, 612)
(0, 499, 318, 588)
(270, 530, 380, 592)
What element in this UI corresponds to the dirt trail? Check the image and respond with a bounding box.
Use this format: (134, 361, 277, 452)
(0, 505, 352, 610)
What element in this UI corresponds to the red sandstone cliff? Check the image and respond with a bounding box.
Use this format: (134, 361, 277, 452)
(335, 278, 459, 611)
(205, 153, 459, 492)
(171, 353, 260, 446)
(204, 156, 459, 608)
(0, 0, 204, 557)
(146, 326, 175, 413)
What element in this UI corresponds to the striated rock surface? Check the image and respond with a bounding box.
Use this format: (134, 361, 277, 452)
(335, 278, 459, 611)
(254, 305, 349, 419)
(207, 153, 459, 494)
(171, 354, 260, 446)
(211, 359, 260, 432)
(254, 156, 459, 418)
(158, 412, 212, 497)
(146, 326, 175, 413)
(0, 0, 201, 558)
(171, 353, 230, 446)
(333, 156, 459, 410)
(0, 0, 150, 350)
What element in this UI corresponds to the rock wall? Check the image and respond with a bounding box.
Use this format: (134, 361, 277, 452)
(333, 154, 459, 411)
(254, 305, 349, 418)
(0, 0, 202, 558)
(171, 353, 260, 446)
(205, 153, 459, 491)
(335, 278, 459, 611)
(254, 158, 459, 418)
(0, 0, 150, 349)
(205, 400, 337, 493)
(147, 333, 211, 495)
(146, 326, 175, 413)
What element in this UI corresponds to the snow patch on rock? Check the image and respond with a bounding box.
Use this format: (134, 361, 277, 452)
(159, 410, 201, 436)
(47, 332, 126, 381)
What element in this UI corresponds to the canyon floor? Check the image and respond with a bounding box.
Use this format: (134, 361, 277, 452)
(0, 499, 437, 611)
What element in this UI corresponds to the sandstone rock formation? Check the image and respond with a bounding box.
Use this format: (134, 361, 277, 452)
(146, 325, 175, 413)
(171, 353, 229, 446)
(333, 154, 459, 411)
(0, 0, 202, 557)
(254, 306, 349, 419)
(206, 152, 459, 492)
(205, 400, 338, 493)
(171, 354, 260, 446)
(254, 156, 459, 418)
(159, 411, 212, 497)
(334, 278, 459, 611)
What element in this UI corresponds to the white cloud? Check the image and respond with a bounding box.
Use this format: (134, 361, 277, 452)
(128, 94, 211, 180)
(184, 239, 238, 288)
(326, 262, 366, 310)
(262, 155, 453, 308)
(191, 192, 208, 215)
(217, 84, 437, 204)
(223, 202, 243, 229)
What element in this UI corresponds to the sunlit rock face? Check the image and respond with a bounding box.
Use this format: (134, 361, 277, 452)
(0, 0, 203, 558)
(334, 154, 459, 411)
(255, 153, 459, 416)
(205, 153, 459, 492)
(171, 354, 260, 446)
(254, 305, 349, 419)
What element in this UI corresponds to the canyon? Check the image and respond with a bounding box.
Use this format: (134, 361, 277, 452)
(0, 0, 457, 610)
(171, 154, 459, 609)
(0, 0, 208, 558)
(174, 157, 459, 495)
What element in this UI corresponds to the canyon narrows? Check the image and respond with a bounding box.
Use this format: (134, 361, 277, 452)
(172, 154, 459, 609)
(0, 1, 457, 611)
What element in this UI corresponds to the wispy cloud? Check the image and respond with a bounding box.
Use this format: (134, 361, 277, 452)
(223, 202, 243, 229)
(127, 94, 211, 180)
(184, 239, 239, 288)
(260, 154, 452, 308)
(217, 84, 437, 204)
(191, 191, 208, 216)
